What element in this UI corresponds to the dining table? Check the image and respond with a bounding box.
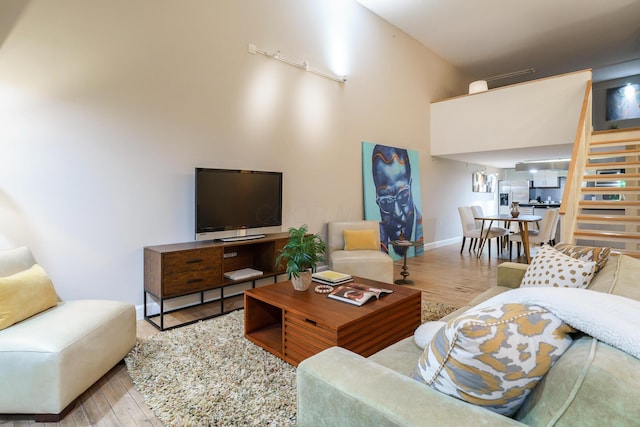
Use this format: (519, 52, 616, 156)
(474, 214, 542, 263)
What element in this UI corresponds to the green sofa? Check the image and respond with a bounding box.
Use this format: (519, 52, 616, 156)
(297, 253, 640, 426)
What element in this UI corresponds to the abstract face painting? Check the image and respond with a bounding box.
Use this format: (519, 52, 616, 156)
(363, 142, 424, 260)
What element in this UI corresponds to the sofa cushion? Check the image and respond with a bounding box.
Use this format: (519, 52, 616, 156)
(343, 229, 378, 251)
(585, 253, 640, 300)
(516, 335, 640, 426)
(0, 264, 58, 330)
(520, 245, 595, 289)
(329, 249, 394, 283)
(413, 302, 574, 416)
(554, 243, 611, 274)
(0, 246, 36, 277)
(0, 299, 136, 414)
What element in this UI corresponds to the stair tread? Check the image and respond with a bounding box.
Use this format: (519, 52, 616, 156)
(574, 230, 640, 238)
(576, 215, 640, 222)
(588, 148, 640, 157)
(580, 186, 640, 192)
(585, 161, 640, 168)
(590, 137, 640, 146)
(583, 173, 640, 180)
(579, 200, 640, 206)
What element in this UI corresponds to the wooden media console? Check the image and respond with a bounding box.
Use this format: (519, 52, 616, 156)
(143, 233, 289, 330)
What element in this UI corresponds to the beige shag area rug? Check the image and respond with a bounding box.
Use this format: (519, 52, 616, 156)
(421, 299, 460, 322)
(126, 299, 458, 426)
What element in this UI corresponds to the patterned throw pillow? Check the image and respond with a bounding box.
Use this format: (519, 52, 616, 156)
(413, 303, 574, 416)
(520, 245, 596, 288)
(554, 243, 611, 274)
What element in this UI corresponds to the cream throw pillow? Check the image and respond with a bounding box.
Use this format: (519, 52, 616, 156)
(343, 229, 378, 251)
(0, 264, 58, 330)
(414, 321, 447, 349)
(520, 245, 596, 289)
(413, 303, 574, 416)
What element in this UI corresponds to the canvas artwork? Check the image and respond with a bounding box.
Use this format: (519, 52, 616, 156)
(606, 83, 640, 121)
(362, 142, 424, 261)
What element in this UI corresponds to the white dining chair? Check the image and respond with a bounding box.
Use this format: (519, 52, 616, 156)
(459, 206, 506, 257)
(471, 205, 510, 248)
(509, 208, 559, 260)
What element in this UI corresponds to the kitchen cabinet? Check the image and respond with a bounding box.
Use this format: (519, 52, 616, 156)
(519, 206, 535, 216)
(532, 170, 559, 188)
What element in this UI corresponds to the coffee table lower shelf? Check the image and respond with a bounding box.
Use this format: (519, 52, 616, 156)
(244, 279, 421, 366)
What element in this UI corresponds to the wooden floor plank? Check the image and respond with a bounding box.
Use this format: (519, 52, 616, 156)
(97, 369, 140, 427)
(79, 380, 116, 427)
(82, 373, 127, 427)
(113, 368, 163, 427)
(0, 242, 509, 426)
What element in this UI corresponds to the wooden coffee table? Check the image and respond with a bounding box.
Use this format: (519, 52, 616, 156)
(244, 277, 421, 366)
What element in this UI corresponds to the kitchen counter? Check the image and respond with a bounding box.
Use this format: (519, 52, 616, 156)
(519, 203, 560, 208)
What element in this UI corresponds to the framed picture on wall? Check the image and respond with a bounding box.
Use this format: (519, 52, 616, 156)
(606, 84, 640, 121)
(362, 142, 424, 261)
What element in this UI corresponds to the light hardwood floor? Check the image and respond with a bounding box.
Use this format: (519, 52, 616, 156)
(0, 242, 526, 426)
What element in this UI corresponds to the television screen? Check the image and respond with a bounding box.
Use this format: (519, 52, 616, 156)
(195, 168, 283, 236)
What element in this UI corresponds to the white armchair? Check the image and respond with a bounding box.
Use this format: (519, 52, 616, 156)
(0, 247, 136, 421)
(327, 221, 394, 284)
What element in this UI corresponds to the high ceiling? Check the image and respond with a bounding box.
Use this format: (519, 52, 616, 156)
(356, 0, 640, 86)
(355, 0, 640, 169)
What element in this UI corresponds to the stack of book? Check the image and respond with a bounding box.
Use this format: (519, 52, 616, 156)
(311, 270, 353, 286)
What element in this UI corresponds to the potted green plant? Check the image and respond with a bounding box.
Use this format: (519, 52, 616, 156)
(276, 224, 326, 291)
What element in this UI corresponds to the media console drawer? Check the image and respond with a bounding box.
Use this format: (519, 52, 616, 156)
(162, 248, 222, 274)
(162, 269, 222, 297)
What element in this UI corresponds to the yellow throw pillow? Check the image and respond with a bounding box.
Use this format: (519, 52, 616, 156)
(343, 229, 378, 251)
(0, 264, 58, 330)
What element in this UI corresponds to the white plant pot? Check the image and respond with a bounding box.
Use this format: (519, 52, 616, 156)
(291, 271, 312, 291)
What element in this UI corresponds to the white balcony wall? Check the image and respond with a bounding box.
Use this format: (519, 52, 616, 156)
(431, 70, 592, 159)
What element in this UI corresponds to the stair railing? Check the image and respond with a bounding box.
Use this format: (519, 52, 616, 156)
(560, 80, 592, 243)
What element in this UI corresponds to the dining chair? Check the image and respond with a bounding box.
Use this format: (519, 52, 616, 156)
(471, 205, 510, 248)
(458, 206, 506, 257)
(458, 206, 481, 253)
(509, 208, 559, 260)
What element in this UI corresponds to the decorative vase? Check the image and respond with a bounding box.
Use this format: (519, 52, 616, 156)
(510, 202, 520, 218)
(291, 271, 312, 291)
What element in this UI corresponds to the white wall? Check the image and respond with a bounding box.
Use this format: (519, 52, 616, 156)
(431, 70, 592, 157)
(0, 0, 472, 308)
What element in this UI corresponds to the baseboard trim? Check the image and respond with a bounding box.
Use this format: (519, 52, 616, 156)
(424, 237, 461, 251)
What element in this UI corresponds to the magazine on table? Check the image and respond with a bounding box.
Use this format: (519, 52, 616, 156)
(327, 282, 393, 306)
(311, 270, 353, 286)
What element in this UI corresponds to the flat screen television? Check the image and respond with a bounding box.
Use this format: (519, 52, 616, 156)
(195, 168, 283, 239)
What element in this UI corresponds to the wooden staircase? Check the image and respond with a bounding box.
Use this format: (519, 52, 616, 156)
(572, 127, 640, 257)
